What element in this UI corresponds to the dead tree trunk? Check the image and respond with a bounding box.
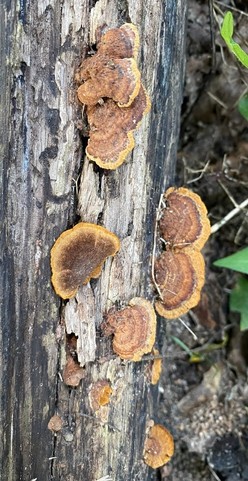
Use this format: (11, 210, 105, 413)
(0, 1, 186, 480)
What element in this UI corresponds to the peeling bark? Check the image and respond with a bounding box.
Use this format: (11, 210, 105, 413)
(0, 1, 187, 480)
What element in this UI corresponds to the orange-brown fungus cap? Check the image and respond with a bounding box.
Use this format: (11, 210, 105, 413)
(155, 250, 205, 319)
(51, 222, 120, 299)
(104, 297, 156, 361)
(151, 349, 162, 385)
(159, 187, 211, 250)
(89, 380, 112, 411)
(97, 23, 140, 59)
(144, 423, 174, 469)
(48, 415, 63, 432)
(62, 356, 85, 387)
(86, 84, 151, 169)
(77, 54, 140, 107)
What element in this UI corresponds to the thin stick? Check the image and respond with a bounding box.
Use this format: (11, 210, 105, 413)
(214, 1, 248, 17)
(218, 179, 238, 207)
(178, 317, 198, 341)
(151, 193, 164, 299)
(78, 412, 120, 432)
(211, 198, 248, 233)
(96, 477, 112, 481)
(207, 90, 228, 109)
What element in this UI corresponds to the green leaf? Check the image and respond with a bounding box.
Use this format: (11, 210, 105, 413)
(221, 11, 234, 46)
(238, 94, 248, 121)
(214, 247, 248, 274)
(220, 11, 248, 69)
(230, 276, 248, 331)
(240, 312, 248, 331)
(232, 43, 248, 68)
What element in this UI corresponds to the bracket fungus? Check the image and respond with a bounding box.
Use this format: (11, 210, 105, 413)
(86, 84, 151, 169)
(51, 222, 120, 299)
(155, 250, 205, 319)
(103, 297, 156, 361)
(77, 55, 141, 108)
(154, 187, 210, 319)
(144, 423, 174, 469)
(76, 22, 151, 169)
(159, 187, 211, 250)
(97, 23, 140, 59)
(89, 380, 112, 412)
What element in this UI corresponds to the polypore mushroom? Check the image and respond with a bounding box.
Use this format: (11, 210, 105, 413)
(144, 423, 174, 469)
(51, 222, 120, 299)
(86, 84, 151, 169)
(77, 54, 140, 108)
(154, 249, 205, 319)
(103, 297, 156, 361)
(159, 187, 211, 250)
(97, 23, 140, 59)
(89, 380, 112, 412)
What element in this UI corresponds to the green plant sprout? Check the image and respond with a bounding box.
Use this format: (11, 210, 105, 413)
(214, 247, 248, 331)
(170, 334, 228, 363)
(221, 11, 248, 68)
(221, 11, 248, 122)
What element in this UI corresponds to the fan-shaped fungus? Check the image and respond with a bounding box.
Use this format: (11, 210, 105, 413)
(103, 297, 156, 361)
(51, 222, 120, 299)
(77, 55, 140, 108)
(97, 23, 140, 59)
(86, 84, 151, 169)
(159, 187, 211, 250)
(144, 423, 174, 469)
(89, 380, 112, 412)
(154, 250, 205, 319)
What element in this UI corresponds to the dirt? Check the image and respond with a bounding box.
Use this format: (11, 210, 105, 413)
(160, 1, 248, 480)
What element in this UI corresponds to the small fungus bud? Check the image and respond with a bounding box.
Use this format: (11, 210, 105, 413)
(89, 380, 112, 412)
(48, 415, 63, 432)
(150, 349, 162, 385)
(103, 297, 156, 361)
(144, 423, 174, 469)
(51, 222, 120, 299)
(63, 356, 85, 387)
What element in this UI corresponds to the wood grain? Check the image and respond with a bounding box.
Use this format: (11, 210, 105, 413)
(0, 1, 186, 480)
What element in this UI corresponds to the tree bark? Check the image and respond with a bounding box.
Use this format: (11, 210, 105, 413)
(0, 1, 186, 480)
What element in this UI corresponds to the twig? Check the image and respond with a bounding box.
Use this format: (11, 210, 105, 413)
(207, 90, 228, 109)
(214, 1, 248, 18)
(96, 477, 112, 481)
(179, 317, 198, 341)
(211, 198, 248, 233)
(208, 0, 217, 73)
(151, 193, 165, 299)
(78, 412, 120, 432)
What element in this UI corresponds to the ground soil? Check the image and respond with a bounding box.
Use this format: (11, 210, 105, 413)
(160, 1, 248, 480)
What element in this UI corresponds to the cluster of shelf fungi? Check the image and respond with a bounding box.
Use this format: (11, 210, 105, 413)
(48, 23, 211, 471)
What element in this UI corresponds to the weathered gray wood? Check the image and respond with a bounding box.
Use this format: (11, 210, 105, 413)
(0, 1, 186, 480)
